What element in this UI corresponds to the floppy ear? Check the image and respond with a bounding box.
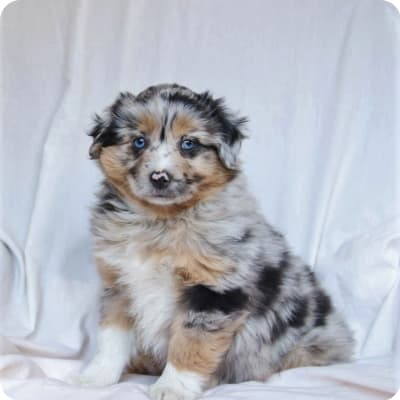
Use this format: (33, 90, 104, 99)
(88, 114, 108, 159)
(217, 137, 243, 170)
(88, 92, 136, 159)
(199, 93, 247, 170)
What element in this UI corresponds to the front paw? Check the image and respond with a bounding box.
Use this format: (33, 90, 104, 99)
(149, 362, 203, 400)
(66, 360, 121, 387)
(149, 383, 198, 400)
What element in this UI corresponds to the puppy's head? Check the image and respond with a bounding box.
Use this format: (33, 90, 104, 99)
(89, 84, 247, 214)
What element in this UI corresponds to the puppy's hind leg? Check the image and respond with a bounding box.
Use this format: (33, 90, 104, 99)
(69, 261, 134, 387)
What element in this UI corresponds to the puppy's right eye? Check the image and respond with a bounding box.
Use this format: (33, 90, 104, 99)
(181, 139, 195, 151)
(133, 136, 146, 150)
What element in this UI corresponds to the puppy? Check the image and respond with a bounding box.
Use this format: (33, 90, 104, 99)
(76, 84, 353, 399)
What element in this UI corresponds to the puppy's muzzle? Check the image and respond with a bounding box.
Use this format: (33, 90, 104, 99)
(150, 170, 171, 190)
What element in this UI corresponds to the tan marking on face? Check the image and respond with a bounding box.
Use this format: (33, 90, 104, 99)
(171, 114, 203, 139)
(186, 154, 237, 204)
(168, 314, 246, 376)
(99, 146, 129, 188)
(136, 112, 159, 136)
(99, 146, 150, 210)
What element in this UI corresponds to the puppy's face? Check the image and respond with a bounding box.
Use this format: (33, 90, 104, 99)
(89, 84, 246, 212)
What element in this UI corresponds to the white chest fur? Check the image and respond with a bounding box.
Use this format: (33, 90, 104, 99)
(121, 255, 178, 361)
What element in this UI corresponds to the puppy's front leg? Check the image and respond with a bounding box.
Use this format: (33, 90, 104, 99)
(150, 286, 247, 400)
(70, 260, 134, 386)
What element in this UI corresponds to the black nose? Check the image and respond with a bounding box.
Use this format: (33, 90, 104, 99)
(150, 170, 171, 189)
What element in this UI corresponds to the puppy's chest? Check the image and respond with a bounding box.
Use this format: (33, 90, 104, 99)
(110, 220, 213, 356)
(121, 252, 177, 358)
(100, 215, 220, 287)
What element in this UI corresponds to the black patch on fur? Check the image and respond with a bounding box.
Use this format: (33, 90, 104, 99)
(182, 285, 248, 314)
(88, 115, 121, 148)
(270, 298, 308, 342)
(268, 297, 308, 342)
(288, 297, 309, 328)
(314, 289, 332, 327)
(255, 251, 292, 315)
(160, 114, 167, 142)
(256, 264, 283, 311)
(102, 121, 122, 147)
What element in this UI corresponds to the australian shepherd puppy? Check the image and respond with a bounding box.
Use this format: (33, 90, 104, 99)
(73, 84, 353, 399)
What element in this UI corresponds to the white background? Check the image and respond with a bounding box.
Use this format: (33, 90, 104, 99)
(1, 0, 399, 399)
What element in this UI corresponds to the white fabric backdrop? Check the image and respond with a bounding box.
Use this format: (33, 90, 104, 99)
(1, 0, 399, 399)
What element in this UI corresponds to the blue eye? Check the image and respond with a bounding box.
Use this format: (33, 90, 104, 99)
(133, 137, 146, 149)
(181, 139, 195, 151)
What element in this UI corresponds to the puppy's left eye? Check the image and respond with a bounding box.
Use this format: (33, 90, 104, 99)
(181, 139, 195, 151)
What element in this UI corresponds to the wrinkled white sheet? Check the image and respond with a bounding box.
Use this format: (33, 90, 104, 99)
(1, 0, 399, 399)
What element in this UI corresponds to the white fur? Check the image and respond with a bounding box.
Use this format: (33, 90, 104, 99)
(70, 326, 133, 386)
(152, 143, 174, 171)
(121, 256, 178, 361)
(149, 362, 204, 400)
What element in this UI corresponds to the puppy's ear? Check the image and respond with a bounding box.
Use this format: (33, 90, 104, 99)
(88, 113, 109, 159)
(88, 92, 136, 159)
(199, 92, 247, 170)
(216, 117, 247, 170)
